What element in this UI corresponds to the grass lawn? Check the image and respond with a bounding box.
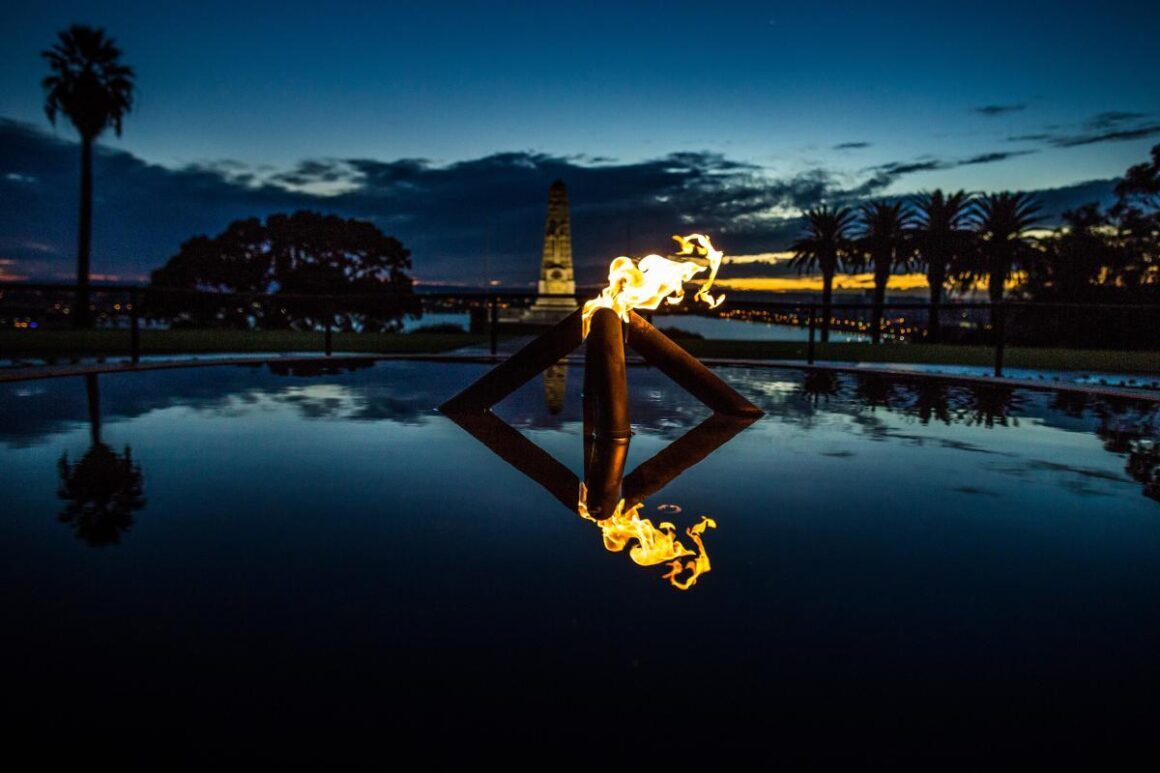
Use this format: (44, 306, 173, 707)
(3, 329, 1157, 375)
(677, 339, 1160, 375)
(0, 329, 488, 357)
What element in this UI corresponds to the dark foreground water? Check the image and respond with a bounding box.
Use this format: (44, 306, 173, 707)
(2, 361, 1158, 763)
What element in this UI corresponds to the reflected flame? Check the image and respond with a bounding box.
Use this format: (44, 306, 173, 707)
(578, 483, 716, 590)
(581, 233, 725, 338)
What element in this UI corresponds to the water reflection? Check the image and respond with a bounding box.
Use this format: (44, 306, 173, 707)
(56, 374, 146, 546)
(543, 361, 568, 416)
(3, 361, 1156, 506)
(445, 408, 756, 589)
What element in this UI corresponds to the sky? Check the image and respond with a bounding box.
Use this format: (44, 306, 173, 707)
(1, 0, 1158, 286)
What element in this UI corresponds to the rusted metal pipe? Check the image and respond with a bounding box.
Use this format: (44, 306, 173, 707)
(622, 413, 757, 506)
(584, 308, 631, 438)
(626, 311, 762, 417)
(439, 308, 583, 412)
(444, 409, 579, 511)
(583, 435, 630, 519)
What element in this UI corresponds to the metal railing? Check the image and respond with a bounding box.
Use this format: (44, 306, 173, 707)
(1, 282, 1157, 378)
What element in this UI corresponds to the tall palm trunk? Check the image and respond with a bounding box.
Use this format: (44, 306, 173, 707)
(820, 269, 833, 343)
(871, 260, 890, 345)
(988, 263, 1005, 303)
(927, 262, 944, 343)
(75, 136, 94, 329)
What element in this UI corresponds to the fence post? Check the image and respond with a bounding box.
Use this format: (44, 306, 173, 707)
(324, 296, 333, 357)
(129, 288, 140, 365)
(993, 302, 1006, 378)
(489, 294, 499, 357)
(807, 305, 816, 365)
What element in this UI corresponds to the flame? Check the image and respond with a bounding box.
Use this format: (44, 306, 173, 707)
(581, 233, 725, 338)
(578, 483, 716, 590)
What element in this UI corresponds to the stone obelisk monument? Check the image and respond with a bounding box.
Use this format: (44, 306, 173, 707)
(524, 179, 578, 324)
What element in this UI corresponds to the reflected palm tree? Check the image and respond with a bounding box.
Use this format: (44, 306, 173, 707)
(790, 206, 856, 343)
(853, 201, 911, 344)
(911, 190, 975, 342)
(57, 374, 145, 546)
(801, 370, 840, 404)
(854, 373, 897, 408)
(958, 384, 1020, 428)
(907, 380, 952, 425)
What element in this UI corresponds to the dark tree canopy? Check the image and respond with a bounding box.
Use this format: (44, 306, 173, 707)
(151, 211, 417, 330)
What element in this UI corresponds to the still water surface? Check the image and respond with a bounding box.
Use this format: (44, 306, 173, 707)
(2, 361, 1158, 760)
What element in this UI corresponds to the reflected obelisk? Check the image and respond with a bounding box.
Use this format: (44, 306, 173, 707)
(543, 360, 568, 415)
(524, 179, 578, 324)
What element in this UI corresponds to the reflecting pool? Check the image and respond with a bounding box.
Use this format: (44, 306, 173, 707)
(2, 361, 1158, 762)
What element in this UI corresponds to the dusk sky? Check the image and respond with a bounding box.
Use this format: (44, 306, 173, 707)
(2, 0, 1158, 287)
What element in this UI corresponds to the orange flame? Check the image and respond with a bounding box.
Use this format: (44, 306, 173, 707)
(578, 483, 716, 590)
(581, 233, 725, 338)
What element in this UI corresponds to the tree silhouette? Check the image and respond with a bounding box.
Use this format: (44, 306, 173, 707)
(151, 211, 417, 330)
(1030, 204, 1121, 301)
(1115, 143, 1160, 210)
(41, 25, 135, 329)
(57, 375, 145, 546)
(910, 190, 975, 341)
(1110, 144, 1160, 297)
(852, 201, 911, 344)
(967, 191, 1042, 304)
(789, 206, 856, 343)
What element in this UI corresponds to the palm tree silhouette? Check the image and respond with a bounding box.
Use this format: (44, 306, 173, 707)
(852, 201, 911, 344)
(790, 206, 856, 343)
(41, 25, 135, 329)
(968, 191, 1041, 305)
(911, 190, 975, 342)
(57, 374, 145, 546)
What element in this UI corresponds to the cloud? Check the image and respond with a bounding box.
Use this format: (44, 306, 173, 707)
(974, 104, 1026, 116)
(1049, 123, 1160, 148)
(0, 118, 1123, 287)
(833, 141, 871, 150)
(1084, 111, 1149, 130)
(959, 150, 1037, 165)
(851, 149, 1036, 197)
(1006, 111, 1158, 149)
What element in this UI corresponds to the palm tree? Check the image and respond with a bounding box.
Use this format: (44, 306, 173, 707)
(789, 206, 856, 342)
(969, 191, 1041, 305)
(852, 201, 910, 344)
(910, 190, 975, 341)
(42, 25, 135, 328)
